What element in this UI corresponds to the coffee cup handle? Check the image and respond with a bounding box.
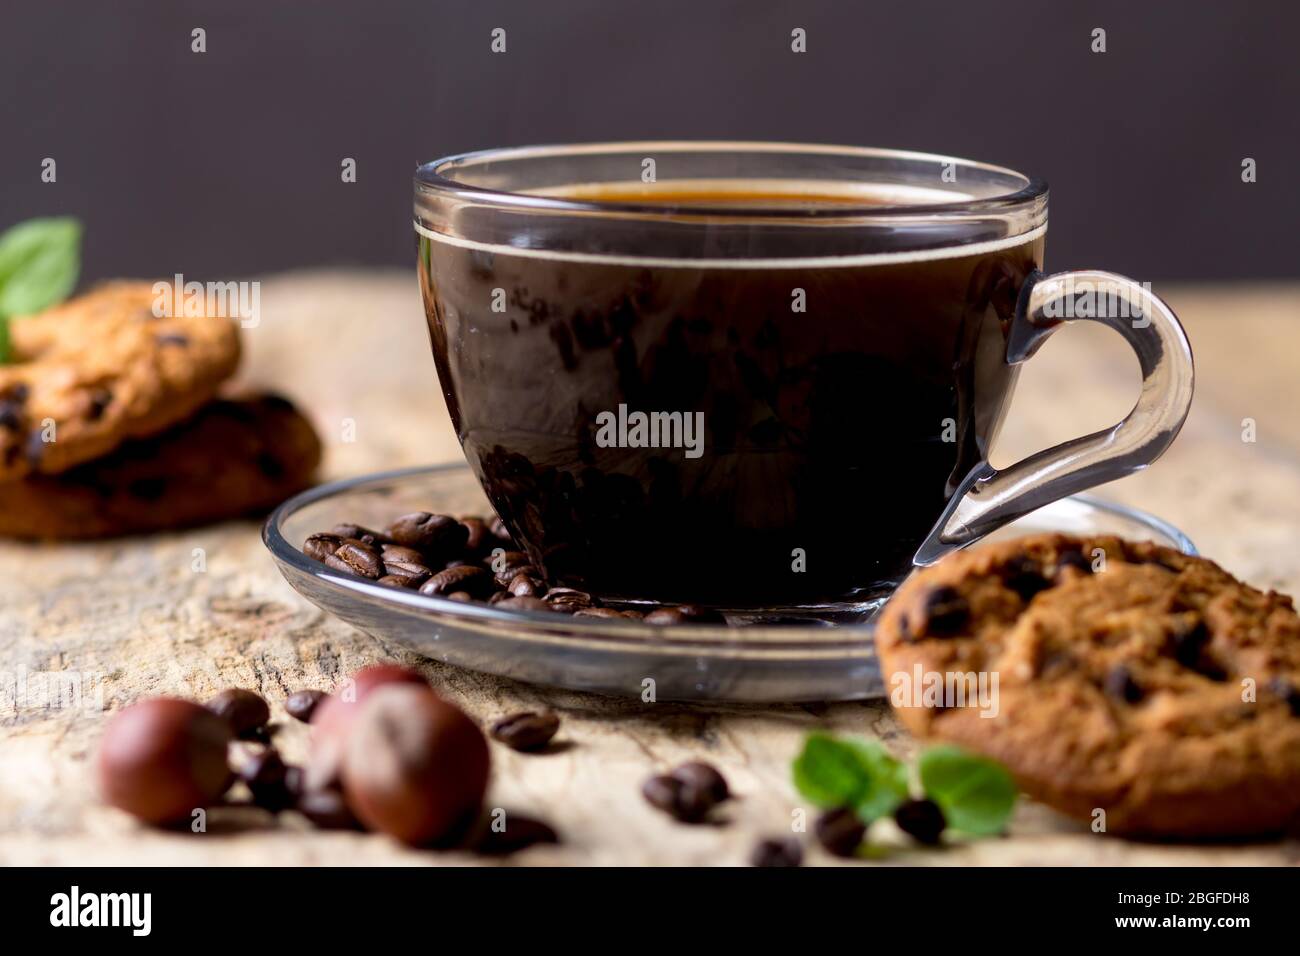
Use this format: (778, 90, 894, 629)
(912, 269, 1195, 566)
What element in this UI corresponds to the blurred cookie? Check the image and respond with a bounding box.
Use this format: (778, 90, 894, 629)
(876, 533, 1300, 838)
(0, 394, 320, 539)
(0, 281, 241, 477)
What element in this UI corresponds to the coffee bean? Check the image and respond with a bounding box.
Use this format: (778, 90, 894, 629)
(915, 586, 969, 637)
(750, 837, 803, 867)
(340, 685, 490, 846)
(332, 541, 383, 579)
(296, 788, 362, 830)
(496, 566, 540, 588)
(97, 698, 233, 825)
(1004, 556, 1051, 602)
(641, 773, 715, 823)
(487, 515, 514, 546)
(1269, 679, 1300, 716)
(385, 512, 468, 560)
(671, 761, 729, 804)
(494, 595, 549, 612)
(815, 806, 866, 857)
(543, 588, 597, 613)
(237, 748, 295, 812)
(446, 591, 474, 602)
(487, 549, 530, 568)
(490, 711, 560, 752)
(487, 591, 511, 605)
(644, 604, 725, 625)
(1103, 665, 1144, 704)
(419, 564, 495, 598)
(206, 688, 270, 738)
(382, 556, 434, 580)
(488, 550, 534, 581)
(894, 798, 946, 845)
(329, 523, 388, 544)
(573, 607, 644, 620)
(303, 532, 343, 563)
(381, 558, 433, 581)
(380, 544, 428, 566)
(285, 689, 327, 723)
(460, 517, 490, 554)
(475, 814, 559, 855)
(507, 572, 546, 597)
(377, 571, 428, 589)
(642, 774, 684, 814)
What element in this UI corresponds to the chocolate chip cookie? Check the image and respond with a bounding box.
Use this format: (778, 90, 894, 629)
(0, 281, 241, 477)
(0, 394, 320, 539)
(876, 534, 1300, 838)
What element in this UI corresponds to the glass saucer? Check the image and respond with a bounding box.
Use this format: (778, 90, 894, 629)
(263, 465, 1195, 703)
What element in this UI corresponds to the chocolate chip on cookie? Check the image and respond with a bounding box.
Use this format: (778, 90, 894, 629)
(912, 586, 969, 638)
(1102, 664, 1144, 704)
(1269, 679, 1300, 717)
(1168, 617, 1227, 680)
(1002, 555, 1051, 602)
(876, 533, 1300, 838)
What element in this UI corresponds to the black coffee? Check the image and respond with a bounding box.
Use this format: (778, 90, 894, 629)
(419, 185, 1042, 606)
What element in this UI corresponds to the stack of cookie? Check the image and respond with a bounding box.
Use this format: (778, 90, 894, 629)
(877, 534, 1300, 839)
(0, 282, 321, 539)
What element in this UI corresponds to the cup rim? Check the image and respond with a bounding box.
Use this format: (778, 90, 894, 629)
(414, 140, 1048, 220)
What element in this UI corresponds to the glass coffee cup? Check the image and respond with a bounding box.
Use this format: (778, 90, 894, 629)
(414, 142, 1193, 611)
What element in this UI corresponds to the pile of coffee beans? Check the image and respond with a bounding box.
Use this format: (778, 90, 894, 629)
(302, 511, 730, 625)
(96, 666, 559, 855)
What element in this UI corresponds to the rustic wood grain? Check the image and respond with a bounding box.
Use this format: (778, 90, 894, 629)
(1, 273, 1296, 866)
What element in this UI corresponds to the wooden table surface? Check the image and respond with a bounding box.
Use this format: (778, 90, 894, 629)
(2, 272, 1297, 866)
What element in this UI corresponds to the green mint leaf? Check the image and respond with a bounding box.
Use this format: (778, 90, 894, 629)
(848, 739, 909, 821)
(0, 217, 83, 317)
(918, 744, 1018, 835)
(793, 734, 868, 807)
(792, 734, 908, 821)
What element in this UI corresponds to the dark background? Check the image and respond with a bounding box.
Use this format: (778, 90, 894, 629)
(2, 0, 1296, 283)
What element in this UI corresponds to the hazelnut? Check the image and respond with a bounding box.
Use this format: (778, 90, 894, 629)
(304, 664, 428, 791)
(340, 684, 489, 845)
(97, 698, 232, 825)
